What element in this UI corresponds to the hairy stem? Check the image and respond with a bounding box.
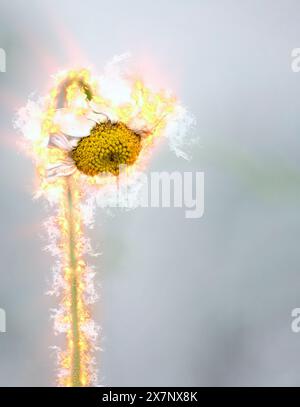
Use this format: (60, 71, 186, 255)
(66, 178, 81, 387)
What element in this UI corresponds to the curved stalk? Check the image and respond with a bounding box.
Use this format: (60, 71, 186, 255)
(66, 178, 81, 386)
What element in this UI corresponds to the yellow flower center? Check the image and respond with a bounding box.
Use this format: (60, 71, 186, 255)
(71, 121, 142, 176)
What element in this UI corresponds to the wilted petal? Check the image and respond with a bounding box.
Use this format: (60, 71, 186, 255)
(128, 116, 151, 136)
(46, 160, 76, 178)
(48, 134, 76, 151)
(89, 101, 118, 123)
(86, 110, 108, 124)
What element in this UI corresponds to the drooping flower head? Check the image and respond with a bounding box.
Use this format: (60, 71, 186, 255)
(70, 121, 142, 176)
(16, 59, 195, 205)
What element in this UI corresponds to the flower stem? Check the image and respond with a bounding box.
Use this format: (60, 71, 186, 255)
(66, 178, 81, 387)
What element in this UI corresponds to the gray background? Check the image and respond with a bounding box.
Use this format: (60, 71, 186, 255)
(0, 0, 299, 386)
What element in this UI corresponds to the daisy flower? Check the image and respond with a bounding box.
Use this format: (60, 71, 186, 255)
(15, 58, 195, 387)
(17, 62, 194, 200)
(47, 106, 150, 179)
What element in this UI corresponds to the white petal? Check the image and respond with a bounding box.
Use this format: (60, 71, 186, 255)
(53, 108, 94, 138)
(68, 138, 80, 148)
(46, 160, 76, 178)
(89, 101, 118, 123)
(48, 134, 75, 151)
(86, 110, 108, 124)
(128, 117, 151, 136)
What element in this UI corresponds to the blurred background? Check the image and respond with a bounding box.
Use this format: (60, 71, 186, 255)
(0, 0, 300, 386)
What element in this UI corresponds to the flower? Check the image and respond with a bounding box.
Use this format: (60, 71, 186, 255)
(47, 108, 146, 179)
(39, 66, 177, 184)
(71, 121, 142, 176)
(16, 62, 195, 202)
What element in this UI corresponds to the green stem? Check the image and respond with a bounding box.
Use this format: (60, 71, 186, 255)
(66, 179, 81, 387)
